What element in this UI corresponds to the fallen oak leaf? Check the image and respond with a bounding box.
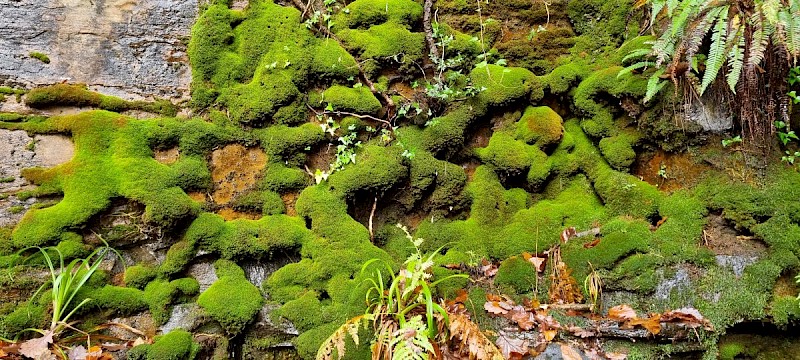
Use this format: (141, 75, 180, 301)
(627, 314, 662, 335)
(661, 308, 713, 330)
(484, 301, 510, 315)
(559, 343, 583, 360)
(542, 329, 558, 342)
(528, 256, 547, 272)
(495, 331, 528, 360)
(608, 304, 637, 322)
(20, 330, 55, 360)
(566, 325, 596, 338)
(582, 238, 601, 249)
(605, 352, 628, 360)
(509, 307, 536, 330)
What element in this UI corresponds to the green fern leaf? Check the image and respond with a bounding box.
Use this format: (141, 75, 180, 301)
(651, 0, 666, 25)
(618, 61, 655, 78)
(726, 32, 745, 93)
(699, 7, 729, 95)
(685, 7, 723, 61)
(644, 69, 667, 103)
(622, 48, 653, 64)
(746, 14, 769, 70)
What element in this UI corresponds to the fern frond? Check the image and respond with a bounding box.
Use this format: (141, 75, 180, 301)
(666, 0, 679, 17)
(644, 69, 668, 103)
(671, 2, 698, 37)
(685, 7, 722, 61)
(699, 7, 729, 95)
(622, 48, 653, 64)
(618, 61, 655, 78)
(726, 31, 745, 93)
(747, 13, 769, 70)
(651, 0, 666, 25)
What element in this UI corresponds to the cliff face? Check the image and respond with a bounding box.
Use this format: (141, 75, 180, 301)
(0, 0, 197, 100)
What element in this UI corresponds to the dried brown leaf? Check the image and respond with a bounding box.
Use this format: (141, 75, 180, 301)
(606, 352, 628, 360)
(608, 305, 637, 322)
(528, 256, 546, 272)
(627, 315, 662, 335)
(484, 301, 509, 315)
(449, 313, 504, 360)
(509, 308, 535, 330)
(495, 332, 528, 360)
(661, 307, 713, 330)
(20, 331, 55, 360)
(566, 325, 596, 338)
(560, 344, 583, 360)
(542, 329, 558, 342)
(583, 238, 602, 249)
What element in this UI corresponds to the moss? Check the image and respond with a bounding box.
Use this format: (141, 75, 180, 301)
(0, 302, 47, 338)
(653, 193, 713, 265)
(471, 64, 539, 106)
(337, 23, 425, 73)
(328, 144, 408, 197)
(608, 253, 662, 293)
(232, 190, 285, 215)
(222, 74, 300, 125)
(515, 106, 563, 149)
(146, 329, 199, 360)
(198, 260, 264, 335)
(160, 239, 197, 277)
(29, 52, 51, 64)
(255, 123, 323, 160)
(593, 168, 660, 219)
(143, 278, 200, 325)
(311, 39, 360, 80)
(599, 135, 636, 170)
(185, 212, 311, 260)
(495, 256, 537, 293)
(322, 85, 382, 115)
(170, 156, 212, 191)
(90, 285, 149, 314)
(338, 0, 422, 28)
(718, 341, 745, 360)
(567, 0, 636, 52)
(770, 295, 800, 326)
(260, 162, 310, 192)
(25, 84, 177, 116)
(563, 217, 651, 280)
(573, 67, 646, 138)
(124, 265, 157, 289)
(476, 132, 533, 175)
(6, 112, 184, 246)
(406, 151, 468, 212)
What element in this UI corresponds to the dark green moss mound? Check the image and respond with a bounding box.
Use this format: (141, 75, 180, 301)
(322, 85, 382, 115)
(515, 106, 564, 149)
(198, 260, 264, 335)
(128, 329, 199, 360)
(495, 256, 538, 293)
(598, 135, 636, 170)
(25, 84, 177, 116)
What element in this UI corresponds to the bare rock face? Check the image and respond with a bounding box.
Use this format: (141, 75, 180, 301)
(0, 0, 198, 100)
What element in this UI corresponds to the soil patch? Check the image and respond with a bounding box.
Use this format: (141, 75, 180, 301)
(210, 144, 267, 205)
(702, 213, 767, 256)
(34, 134, 75, 167)
(154, 147, 180, 164)
(633, 149, 712, 192)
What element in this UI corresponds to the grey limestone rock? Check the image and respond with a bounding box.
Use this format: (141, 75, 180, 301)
(0, 0, 197, 100)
